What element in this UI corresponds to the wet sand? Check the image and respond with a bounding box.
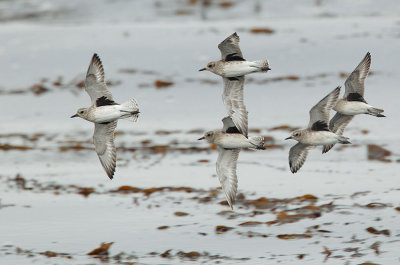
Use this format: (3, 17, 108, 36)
(1, 1, 400, 264)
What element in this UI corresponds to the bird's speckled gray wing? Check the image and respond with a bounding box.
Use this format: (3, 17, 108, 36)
(222, 77, 248, 137)
(84, 54, 115, 105)
(289, 143, 314, 173)
(93, 121, 117, 179)
(216, 147, 240, 209)
(344, 52, 371, 98)
(329, 113, 354, 136)
(308, 87, 340, 130)
(218, 32, 244, 61)
(322, 112, 354, 153)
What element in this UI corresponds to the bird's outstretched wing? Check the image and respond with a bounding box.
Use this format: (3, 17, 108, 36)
(85, 54, 116, 106)
(222, 77, 248, 137)
(323, 112, 354, 153)
(216, 147, 240, 209)
(289, 143, 314, 173)
(93, 121, 117, 179)
(218, 32, 245, 61)
(308, 87, 340, 131)
(344, 52, 371, 101)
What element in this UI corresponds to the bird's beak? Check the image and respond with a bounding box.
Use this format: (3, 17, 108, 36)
(285, 136, 292, 140)
(198, 137, 205, 140)
(198, 68, 206, 72)
(266, 67, 271, 70)
(70, 114, 78, 118)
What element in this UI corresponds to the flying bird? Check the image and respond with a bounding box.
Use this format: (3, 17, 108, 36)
(324, 52, 385, 153)
(199, 32, 270, 78)
(198, 117, 265, 209)
(71, 53, 140, 179)
(285, 87, 351, 173)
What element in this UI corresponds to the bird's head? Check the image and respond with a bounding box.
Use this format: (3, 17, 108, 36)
(71, 108, 88, 119)
(198, 130, 216, 143)
(199, 61, 218, 74)
(285, 129, 304, 141)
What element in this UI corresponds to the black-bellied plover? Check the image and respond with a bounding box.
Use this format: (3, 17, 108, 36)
(199, 32, 270, 77)
(324, 52, 385, 153)
(198, 117, 265, 209)
(285, 87, 350, 173)
(71, 53, 140, 179)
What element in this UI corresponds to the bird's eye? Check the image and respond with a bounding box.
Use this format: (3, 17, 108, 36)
(208, 64, 213, 68)
(80, 111, 84, 114)
(294, 133, 299, 137)
(207, 133, 211, 137)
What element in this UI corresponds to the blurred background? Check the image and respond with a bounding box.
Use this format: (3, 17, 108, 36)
(0, 1, 399, 264)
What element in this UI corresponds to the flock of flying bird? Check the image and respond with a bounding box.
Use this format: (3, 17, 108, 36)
(71, 32, 385, 209)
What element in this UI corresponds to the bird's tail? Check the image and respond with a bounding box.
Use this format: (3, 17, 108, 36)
(120, 98, 140, 122)
(338, 136, 351, 144)
(252, 59, 271, 71)
(367, 106, 385, 117)
(249, 136, 266, 150)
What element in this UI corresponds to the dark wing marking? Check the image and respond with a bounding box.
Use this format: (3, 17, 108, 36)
(222, 116, 241, 134)
(225, 53, 246, 62)
(346, 93, 367, 103)
(96, 96, 118, 107)
(226, 127, 241, 134)
(218, 32, 244, 61)
(310, 120, 329, 131)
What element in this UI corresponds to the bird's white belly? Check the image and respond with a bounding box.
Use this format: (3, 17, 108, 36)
(92, 105, 122, 123)
(334, 100, 369, 115)
(222, 62, 258, 77)
(302, 131, 338, 145)
(218, 134, 251, 149)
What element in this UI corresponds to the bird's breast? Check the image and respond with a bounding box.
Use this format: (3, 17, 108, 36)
(221, 61, 257, 77)
(91, 105, 122, 123)
(218, 134, 251, 149)
(302, 131, 338, 145)
(334, 100, 369, 115)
